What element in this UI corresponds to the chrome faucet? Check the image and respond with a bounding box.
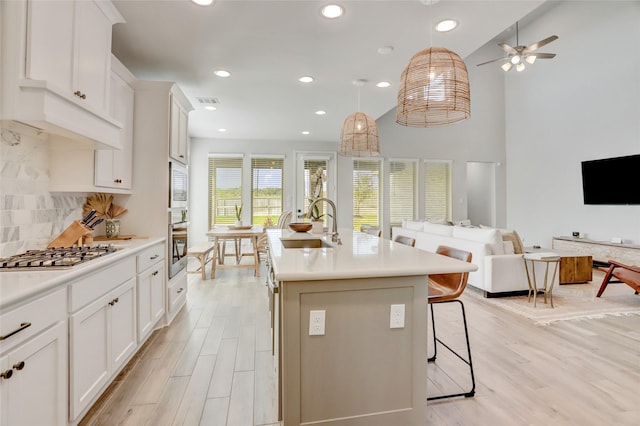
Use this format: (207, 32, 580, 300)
(307, 197, 341, 244)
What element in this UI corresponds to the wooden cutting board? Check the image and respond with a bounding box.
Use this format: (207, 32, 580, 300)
(93, 235, 148, 241)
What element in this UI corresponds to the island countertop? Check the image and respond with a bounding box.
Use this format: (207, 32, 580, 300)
(268, 229, 477, 281)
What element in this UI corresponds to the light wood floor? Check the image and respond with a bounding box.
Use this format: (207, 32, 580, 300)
(81, 265, 640, 426)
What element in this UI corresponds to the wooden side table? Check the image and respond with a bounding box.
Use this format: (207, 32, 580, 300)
(523, 253, 560, 308)
(525, 247, 592, 284)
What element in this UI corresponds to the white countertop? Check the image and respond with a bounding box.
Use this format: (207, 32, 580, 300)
(0, 238, 165, 311)
(268, 229, 477, 281)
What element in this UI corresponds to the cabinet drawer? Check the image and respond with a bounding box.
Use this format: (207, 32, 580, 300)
(69, 257, 136, 312)
(167, 279, 187, 316)
(0, 287, 66, 354)
(137, 242, 165, 273)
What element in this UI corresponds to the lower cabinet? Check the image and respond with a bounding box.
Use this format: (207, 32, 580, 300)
(0, 321, 67, 426)
(69, 277, 136, 420)
(137, 260, 166, 343)
(166, 270, 188, 324)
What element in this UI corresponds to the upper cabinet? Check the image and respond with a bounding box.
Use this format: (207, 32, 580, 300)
(94, 56, 135, 191)
(0, 0, 125, 149)
(169, 90, 191, 165)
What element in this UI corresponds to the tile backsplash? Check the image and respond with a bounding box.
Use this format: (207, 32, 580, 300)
(1, 128, 85, 257)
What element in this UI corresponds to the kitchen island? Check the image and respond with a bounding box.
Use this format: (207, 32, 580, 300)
(267, 229, 478, 426)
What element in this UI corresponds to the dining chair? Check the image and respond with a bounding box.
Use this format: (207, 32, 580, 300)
(427, 245, 475, 401)
(393, 234, 415, 247)
(277, 210, 292, 229)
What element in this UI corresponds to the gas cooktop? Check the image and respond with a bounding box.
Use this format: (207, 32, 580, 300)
(0, 245, 118, 271)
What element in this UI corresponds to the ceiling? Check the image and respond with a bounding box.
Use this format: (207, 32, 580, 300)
(112, 0, 548, 143)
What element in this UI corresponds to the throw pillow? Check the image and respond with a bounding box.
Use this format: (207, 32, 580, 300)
(500, 229, 524, 254)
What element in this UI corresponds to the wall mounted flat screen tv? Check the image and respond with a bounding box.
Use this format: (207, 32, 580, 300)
(581, 154, 640, 205)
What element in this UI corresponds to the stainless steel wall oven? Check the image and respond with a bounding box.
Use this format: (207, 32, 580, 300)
(169, 160, 188, 278)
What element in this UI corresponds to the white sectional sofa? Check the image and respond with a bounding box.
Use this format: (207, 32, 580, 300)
(392, 220, 555, 297)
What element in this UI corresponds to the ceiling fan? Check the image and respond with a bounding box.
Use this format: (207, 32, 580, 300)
(477, 22, 558, 72)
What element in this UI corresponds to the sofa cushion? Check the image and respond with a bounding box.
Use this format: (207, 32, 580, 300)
(422, 221, 454, 237)
(403, 220, 424, 231)
(500, 229, 524, 254)
(452, 226, 504, 255)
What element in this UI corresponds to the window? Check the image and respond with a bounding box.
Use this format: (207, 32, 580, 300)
(353, 159, 382, 231)
(251, 157, 284, 227)
(424, 160, 451, 221)
(208, 155, 243, 227)
(389, 159, 417, 227)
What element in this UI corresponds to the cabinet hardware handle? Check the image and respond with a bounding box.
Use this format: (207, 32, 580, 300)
(179, 155, 185, 158)
(80, 93, 86, 100)
(113, 179, 122, 184)
(114, 297, 119, 304)
(109, 300, 115, 306)
(0, 370, 12, 380)
(0, 322, 32, 341)
(150, 254, 159, 260)
(13, 361, 25, 371)
(152, 271, 159, 276)
(74, 90, 81, 97)
(177, 288, 184, 294)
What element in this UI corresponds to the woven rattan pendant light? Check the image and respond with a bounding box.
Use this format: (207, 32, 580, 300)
(339, 80, 379, 157)
(396, 2, 470, 127)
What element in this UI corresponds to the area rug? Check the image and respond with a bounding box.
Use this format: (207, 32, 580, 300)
(466, 275, 640, 326)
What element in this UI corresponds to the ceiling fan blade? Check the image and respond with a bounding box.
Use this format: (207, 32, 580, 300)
(524, 35, 558, 53)
(476, 57, 509, 67)
(528, 53, 556, 59)
(499, 43, 517, 54)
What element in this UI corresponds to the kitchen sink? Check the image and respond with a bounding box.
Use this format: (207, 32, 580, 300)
(280, 238, 332, 249)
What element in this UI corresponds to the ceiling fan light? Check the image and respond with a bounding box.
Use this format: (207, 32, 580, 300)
(510, 55, 521, 65)
(501, 62, 513, 72)
(525, 55, 537, 64)
(396, 47, 470, 127)
(339, 112, 379, 157)
(516, 63, 525, 72)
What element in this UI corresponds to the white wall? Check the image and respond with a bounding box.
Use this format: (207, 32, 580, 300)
(505, 1, 640, 246)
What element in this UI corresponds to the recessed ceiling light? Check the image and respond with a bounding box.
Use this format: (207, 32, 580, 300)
(435, 19, 458, 32)
(377, 46, 394, 55)
(218, 128, 227, 132)
(298, 76, 314, 83)
(214, 69, 231, 77)
(205, 106, 217, 111)
(191, 0, 214, 5)
(321, 4, 344, 19)
(302, 131, 310, 135)
(315, 110, 326, 115)
(376, 81, 391, 88)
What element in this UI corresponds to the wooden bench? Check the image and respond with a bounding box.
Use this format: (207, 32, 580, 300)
(187, 244, 216, 280)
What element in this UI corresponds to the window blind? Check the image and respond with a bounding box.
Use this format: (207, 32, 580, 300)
(424, 161, 451, 221)
(389, 160, 417, 227)
(208, 155, 243, 226)
(251, 157, 284, 227)
(353, 159, 382, 231)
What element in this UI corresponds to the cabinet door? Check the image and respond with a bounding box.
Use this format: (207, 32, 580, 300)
(150, 261, 166, 326)
(70, 295, 110, 420)
(169, 96, 184, 162)
(73, 0, 112, 113)
(24, 0, 75, 93)
(179, 106, 189, 163)
(110, 278, 137, 371)
(95, 71, 134, 189)
(2, 322, 67, 426)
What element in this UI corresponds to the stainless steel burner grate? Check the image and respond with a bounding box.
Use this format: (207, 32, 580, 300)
(0, 245, 118, 270)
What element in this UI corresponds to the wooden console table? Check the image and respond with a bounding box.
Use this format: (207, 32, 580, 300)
(552, 236, 640, 266)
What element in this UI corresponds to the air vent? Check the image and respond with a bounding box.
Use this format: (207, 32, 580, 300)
(195, 97, 220, 106)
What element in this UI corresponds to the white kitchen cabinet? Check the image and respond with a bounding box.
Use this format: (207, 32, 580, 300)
(94, 57, 135, 190)
(137, 243, 166, 343)
(167, 270, 188, 324)
(170, 93, 190, 164)
(0, 288, 67, 426)
(69, 258, 137, 421)
(0, 0, 124, 148)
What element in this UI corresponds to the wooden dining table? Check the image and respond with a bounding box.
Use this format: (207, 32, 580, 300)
(206, 225, 264, 278)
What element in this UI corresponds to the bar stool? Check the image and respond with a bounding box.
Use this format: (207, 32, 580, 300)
(427, 245, 475, 401)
